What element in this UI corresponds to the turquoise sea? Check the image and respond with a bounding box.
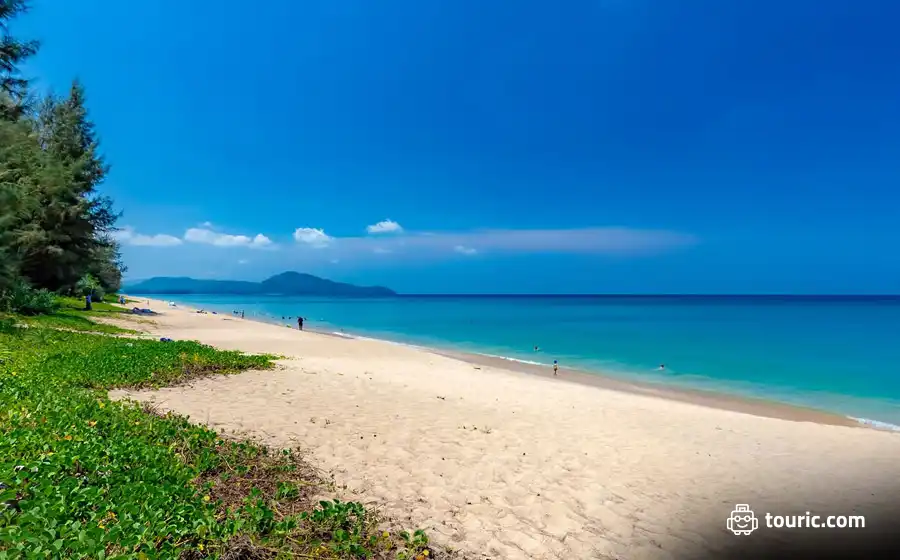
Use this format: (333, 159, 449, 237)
(149, 294, 900, 429)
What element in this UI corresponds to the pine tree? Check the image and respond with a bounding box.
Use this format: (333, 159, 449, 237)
(0, 3, 126, 304)
(4, 120, 87, 291)
(0, 119, 30, 290)
(42, 82, 110, 196)
(12, 82, 120, 291)
(0, 1, 38, 120)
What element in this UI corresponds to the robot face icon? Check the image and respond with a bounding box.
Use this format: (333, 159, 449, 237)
(726, 504, 759, 536)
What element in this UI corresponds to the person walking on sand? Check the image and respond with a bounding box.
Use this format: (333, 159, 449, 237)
(553, 360, 559, 376)
(297, 316, 304, 330)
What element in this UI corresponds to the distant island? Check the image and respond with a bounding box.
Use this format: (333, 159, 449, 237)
(125, 271, 396, 297)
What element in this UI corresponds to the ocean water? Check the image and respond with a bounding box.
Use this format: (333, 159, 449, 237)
(149, 294, 900, 428)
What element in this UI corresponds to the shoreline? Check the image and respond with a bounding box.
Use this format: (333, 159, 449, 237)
(132, 295, 883, 431)
(115, 295, 900, 559)
(336, 335, 871, 429)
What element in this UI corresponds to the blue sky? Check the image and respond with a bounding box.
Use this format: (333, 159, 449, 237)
(16, 0, 900, 294)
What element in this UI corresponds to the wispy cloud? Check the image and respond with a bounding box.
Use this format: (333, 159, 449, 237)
(309, 227, 696, 258)
(113, 226, 183, 247)
(443, 227, 696, 254)
(366, 219, 403, 234)
(184, 227, 273, 249)
(293, 227, 333, 248)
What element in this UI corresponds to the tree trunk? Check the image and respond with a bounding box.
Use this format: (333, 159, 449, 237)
(85, 293, 92, 311)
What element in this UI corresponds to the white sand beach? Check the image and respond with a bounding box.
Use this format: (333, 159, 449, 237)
(110, 299, 900, 559)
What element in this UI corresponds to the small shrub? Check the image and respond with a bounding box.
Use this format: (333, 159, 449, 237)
(0, 280, 58, 316)
(0, 318, 17, 335)
(75, 274, 105, 307)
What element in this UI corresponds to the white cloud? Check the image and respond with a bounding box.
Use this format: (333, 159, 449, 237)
(373, 247, 392, 254)
(366, 219, 403, 234)
(237, 259, 249, 265)
(113, 226, 183, 247)
(453, 245, 478, 256)
(252, 234, 273, 247)
(293, 227, 332, 248)
(201, 221, 214, 228)
(184, 227, 272, 249)
(329, 259, 340, 264)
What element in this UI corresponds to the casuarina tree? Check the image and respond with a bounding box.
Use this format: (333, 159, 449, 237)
(0, 0, 126, 312)
(0, 1, 39, 120)
(13, 82, 120, 292)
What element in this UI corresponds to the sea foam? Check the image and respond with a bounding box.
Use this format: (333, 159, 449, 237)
(848, 417, 900, 432)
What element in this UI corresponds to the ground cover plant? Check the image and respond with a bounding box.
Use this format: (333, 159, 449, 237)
(1, 294, 138, 336)
(0, 321, 438, 559)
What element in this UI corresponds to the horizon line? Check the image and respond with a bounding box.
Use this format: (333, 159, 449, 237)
(399, 293, 900, 297)
(125, 291, 900, 298)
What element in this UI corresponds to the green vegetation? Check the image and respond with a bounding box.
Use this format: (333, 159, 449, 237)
(39, 296, 137, 334)
(1, 4, 440, 558)
(2, 295, 136, 335)
(16, 312, 129, 335)
(0, 280, 58, 316)
(1, 0, 125, 313)
(76, 275, 105, 310)
(0, 322, 438, 559)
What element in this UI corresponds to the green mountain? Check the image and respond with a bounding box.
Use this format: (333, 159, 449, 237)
(125, 272, 396, 297)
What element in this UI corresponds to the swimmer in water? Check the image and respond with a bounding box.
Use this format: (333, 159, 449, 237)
(659, 363, 665, 371)
(534, 345, 539, 352)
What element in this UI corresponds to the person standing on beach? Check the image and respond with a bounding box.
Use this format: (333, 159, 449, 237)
(553, 360, 559, 376)
(297, 316, 304, 330)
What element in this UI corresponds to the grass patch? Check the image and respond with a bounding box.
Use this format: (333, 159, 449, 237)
(9, 296, 139, 335)
(58, 295, 129, 315)
(103, 294, 140, 305)
(18, 313, 133, 335)
(0, 322, 440, 559)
